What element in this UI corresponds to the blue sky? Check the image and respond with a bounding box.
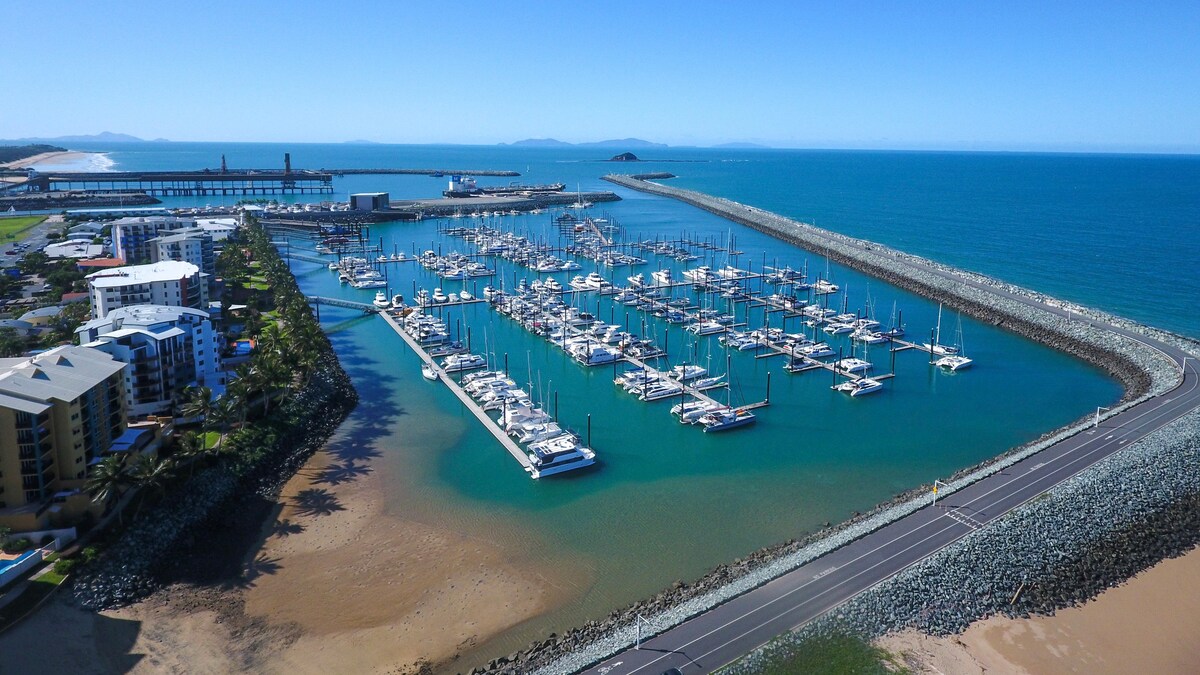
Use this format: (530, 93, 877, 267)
(5, 1, 1199, 151)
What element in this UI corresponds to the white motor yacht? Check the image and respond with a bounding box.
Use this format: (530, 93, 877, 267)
(526, 434, 596, 478)
(935, 354, 974, 371)
(432, 288, 449, 303)
(835, 357, 873, 374)
(372, 291, 390, 309)
(442, 353, 487, 372)
(699, 407, 757, 432)
(833, 377, 884, 396)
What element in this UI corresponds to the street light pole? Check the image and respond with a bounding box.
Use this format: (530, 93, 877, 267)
(932, 480, 949, 507)
(1095, 406, 1109, 428)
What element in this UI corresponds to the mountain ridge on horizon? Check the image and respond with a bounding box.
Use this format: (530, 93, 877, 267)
(1, 131, 168, 144)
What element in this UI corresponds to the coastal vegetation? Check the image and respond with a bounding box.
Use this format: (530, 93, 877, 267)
(720, 630, 909, 675)
(0, 144, 65, 164)
(68, 216, 358, 610)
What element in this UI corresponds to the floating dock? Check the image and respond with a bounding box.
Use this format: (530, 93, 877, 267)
(379, 310, 534, 473)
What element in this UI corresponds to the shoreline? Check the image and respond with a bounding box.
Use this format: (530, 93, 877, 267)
(0, 150, 114, 171)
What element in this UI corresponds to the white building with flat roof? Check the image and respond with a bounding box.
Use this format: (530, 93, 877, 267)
(77, 305, 224, 419)
(111, 215, 195, 264)
(86, 260, 207, 319)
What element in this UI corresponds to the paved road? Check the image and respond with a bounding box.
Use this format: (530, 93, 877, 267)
(584, 183, 1199, 675)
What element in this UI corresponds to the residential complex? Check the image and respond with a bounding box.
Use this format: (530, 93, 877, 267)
(86, 260, 208, 319)
(0, 346, 128, 530)
(77, 305, 225, 419)
(111, 216, 196, 264)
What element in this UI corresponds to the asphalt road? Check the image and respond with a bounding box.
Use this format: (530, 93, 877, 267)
(582, 190, 1199, 675)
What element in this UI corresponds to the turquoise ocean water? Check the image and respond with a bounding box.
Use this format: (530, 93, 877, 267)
(63, 142, 1196, 656)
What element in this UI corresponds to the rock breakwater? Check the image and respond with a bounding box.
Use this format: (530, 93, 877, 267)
(728, 406, 1200, 673)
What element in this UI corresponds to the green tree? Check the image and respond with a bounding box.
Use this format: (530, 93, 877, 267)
(0, 327, 27, 357)
(127, 453, 176, 519)
(84, 455, 131, 524)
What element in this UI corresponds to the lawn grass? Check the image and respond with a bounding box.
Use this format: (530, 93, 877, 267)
(202, 430, 221, 449)
(0, 567, 67, 632)
(735, 631, 909, 675)
(0, 216, 46, 241)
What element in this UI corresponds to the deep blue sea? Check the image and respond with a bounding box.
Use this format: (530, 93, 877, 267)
(52, 142, 1195, 656)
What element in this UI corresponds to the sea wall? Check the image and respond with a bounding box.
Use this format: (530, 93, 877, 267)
(730, 406, 1200, 673)
(469, 176, 1194, 674)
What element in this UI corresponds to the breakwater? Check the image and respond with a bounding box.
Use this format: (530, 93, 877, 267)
(0, 192, 161, 210)
(466, 176, 1191, 674)
(732, 405, 1200, 673)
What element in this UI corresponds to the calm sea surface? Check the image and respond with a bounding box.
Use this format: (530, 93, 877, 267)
(68, 142, 1196, 654)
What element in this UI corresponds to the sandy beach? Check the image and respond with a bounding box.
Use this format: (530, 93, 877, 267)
(879, 544, 1200, 674)
(0, 151, 86, 169)
(0, 443, 578, 675)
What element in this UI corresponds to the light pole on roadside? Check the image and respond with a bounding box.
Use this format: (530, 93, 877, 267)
(1095, 406, 1109, 429)
(932, 480, 949, 508)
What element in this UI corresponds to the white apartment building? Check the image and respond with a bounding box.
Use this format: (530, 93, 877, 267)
(86, 261, 208, 320)
(77, 305, 224, 419)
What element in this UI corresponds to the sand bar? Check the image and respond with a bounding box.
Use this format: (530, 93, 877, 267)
(879, 544, 1200, 674)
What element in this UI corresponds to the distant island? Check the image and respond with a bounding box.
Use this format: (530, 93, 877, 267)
(610, 152, 640, 162)
(0, 131, 167, 144)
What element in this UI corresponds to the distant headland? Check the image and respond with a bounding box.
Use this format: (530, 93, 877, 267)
(0, 131, 168, 143)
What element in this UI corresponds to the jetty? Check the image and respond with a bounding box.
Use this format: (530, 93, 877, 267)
(379, 310, 535, 473)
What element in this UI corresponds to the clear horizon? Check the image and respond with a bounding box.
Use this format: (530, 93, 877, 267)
(6, 1, 1200, 153)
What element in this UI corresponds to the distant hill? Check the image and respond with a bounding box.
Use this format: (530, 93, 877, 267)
(504, 137, 669, 149)
(711, 141, 772, 149)
(506, 138, 574, 147)
(343, 139, 381, 145)
(1, 131, 164, 143)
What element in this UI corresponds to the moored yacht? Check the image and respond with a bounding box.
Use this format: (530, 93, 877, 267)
(372, 291, 390, 309)
(699, 407, 757, 432)
(833, 377, 884, 396)
(442, 353, 487, 372)
(526, 434, 596, 478)
(935, 354, 974, 371)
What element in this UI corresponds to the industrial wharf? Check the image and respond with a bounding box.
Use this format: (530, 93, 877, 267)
(28, 168, 334, 196)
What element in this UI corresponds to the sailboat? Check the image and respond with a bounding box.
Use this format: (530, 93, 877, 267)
(935, 315, 974, 371)
(923, 303, 959, 356)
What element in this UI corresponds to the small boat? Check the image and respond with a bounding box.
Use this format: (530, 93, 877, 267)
(833, 378, 884, 396)
(442, 353, 487, 372)
(390, 294, 406, 309)
(421, 364, 438, 381)
(935, 354, 974, 371)
(432, 288, 449, 303)
(699, 407, 757, 432)
(672, 399, 725, 424)
(526, 434, 596, 479)
(835, 357, 873, 374)
(459, 289, 474, 301)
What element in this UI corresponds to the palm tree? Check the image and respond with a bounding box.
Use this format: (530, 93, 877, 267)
(179, 385, 214, 433)
(85, 455, 132, 524)
(174, 431, 207, 477)
(127, 453, 176, 519)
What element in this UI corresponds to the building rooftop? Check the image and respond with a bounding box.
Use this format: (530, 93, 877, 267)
(86, 260, 200, 288)
(77, 304, 210, 337)
(19, 306, 65, 321)
(0, 345, 125, 410)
